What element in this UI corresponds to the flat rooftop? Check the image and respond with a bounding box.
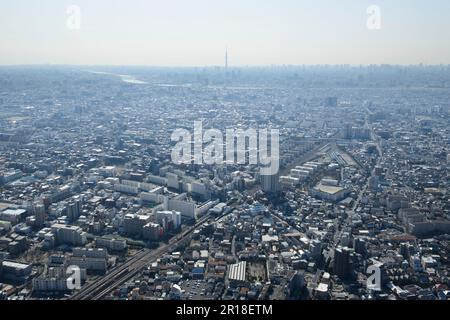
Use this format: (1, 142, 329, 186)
(1, 208, 26, 216)
(0, 202, 12, 212)
(314, 184, 344, 195)
(2, 260, 31, 269)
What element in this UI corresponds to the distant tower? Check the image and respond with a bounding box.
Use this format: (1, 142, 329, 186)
(225, 47, 228, 70)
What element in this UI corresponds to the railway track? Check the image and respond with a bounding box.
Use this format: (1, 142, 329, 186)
(70, 248, 149, 300)
(70, 207, 235, 300)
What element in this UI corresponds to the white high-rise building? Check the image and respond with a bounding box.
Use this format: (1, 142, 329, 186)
(167, 173, 180, 190)
(155, 210, 182, 230)
(51, 224, 87, 246)
(168, 199, 196, 220)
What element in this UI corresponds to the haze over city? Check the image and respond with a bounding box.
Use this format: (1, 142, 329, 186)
(1, 0, 450, 66)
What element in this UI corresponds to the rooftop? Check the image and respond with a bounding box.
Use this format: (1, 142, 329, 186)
(314, 184, 344, 195)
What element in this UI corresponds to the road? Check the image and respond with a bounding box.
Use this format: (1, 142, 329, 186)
(331, 138, 383, 250)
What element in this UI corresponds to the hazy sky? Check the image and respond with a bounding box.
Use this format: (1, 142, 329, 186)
(1, 0, 449, 66)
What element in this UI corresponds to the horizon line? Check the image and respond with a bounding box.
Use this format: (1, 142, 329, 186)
(1, 63, 450, 69)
